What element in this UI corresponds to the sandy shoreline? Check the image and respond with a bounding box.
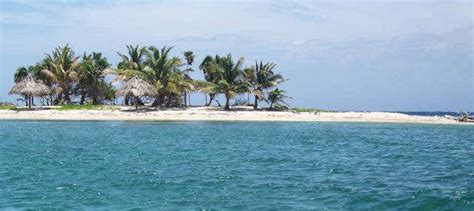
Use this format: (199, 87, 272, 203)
(0, 106, 468, 125)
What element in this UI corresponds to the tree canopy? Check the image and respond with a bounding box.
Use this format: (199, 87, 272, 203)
(10, 44, 289, 110)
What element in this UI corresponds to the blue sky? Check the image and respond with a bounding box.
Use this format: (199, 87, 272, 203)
(0, 0, 472, 111)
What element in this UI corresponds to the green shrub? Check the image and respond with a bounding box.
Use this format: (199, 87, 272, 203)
(291, 108, 335, 113)
(55, 104, 119, 111)
(0, 105, 17, 110)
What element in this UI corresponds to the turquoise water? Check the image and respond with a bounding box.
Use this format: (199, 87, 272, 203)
(0, 120, 473, 209)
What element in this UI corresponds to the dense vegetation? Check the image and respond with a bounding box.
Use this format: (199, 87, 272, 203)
(12, 45, 289, 110)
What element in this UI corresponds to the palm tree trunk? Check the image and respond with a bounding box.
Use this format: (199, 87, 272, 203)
(54, 92, 63, 105)
(224, 97, 230, 110)
(92, 97, 98, 105)
(28, 95, 32, 110)
(206, 94, 214, 106)
(152, 99, 159, 107)
(188, 92, 191, 106)
(64, 92, 71, 104)
(253, 95, 258, 110)
(80, 93, 86, 105)
(63, 84, 71, 104)
(184, 91, 187, 107)
(207, 96, 212, 106)
(152, 95, 164, 107)
(92, 83, 99, 105)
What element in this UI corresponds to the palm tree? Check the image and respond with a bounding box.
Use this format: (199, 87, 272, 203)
(243, 61, 284, 110)
(117, 45, 147, 72)
(40, 44, 80, 104)
(14, 66, 32, 83)
(199, 55, 225, 106)
(193, 79, 218, 105)
(184, 51, 195, 66)
(77, 52, 111, 104)
(144, 46, 185, 106)
(212, 54, 246, 110)
(183, 50, 195, 106)
(163, 72, 194, 107)
(10, 45, 290, 110)
(267, 88, 290, 110)
(116, 45, 147, 105)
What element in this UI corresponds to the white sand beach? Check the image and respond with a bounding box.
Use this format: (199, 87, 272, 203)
(0, 106, 465, 124)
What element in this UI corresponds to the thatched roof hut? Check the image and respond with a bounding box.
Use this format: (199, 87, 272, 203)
(116, 76, 158, 110)
(9, 76, 50, 96)
(9, 75, 51, 110)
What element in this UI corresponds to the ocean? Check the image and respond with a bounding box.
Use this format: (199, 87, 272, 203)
(0, 120, 472, 209)
(395, 111, 471, 117)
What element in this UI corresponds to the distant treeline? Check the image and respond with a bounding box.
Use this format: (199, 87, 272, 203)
(13, 44, 289, 110)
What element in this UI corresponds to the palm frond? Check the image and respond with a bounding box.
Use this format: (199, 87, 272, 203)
(40, 69, 57, 82)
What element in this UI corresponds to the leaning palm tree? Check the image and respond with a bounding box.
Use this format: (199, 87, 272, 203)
(244, 61, 284, 110)
(116, 76, 158, 111)
(199, 55, 222, 106)
(193, 80, 219, 106)
(199, 54, 246, 109)
(9, 75, 51, 110)
(162, 72, 194, 107)
(183, 50, 195, 106)
(267, 88, 290, 111)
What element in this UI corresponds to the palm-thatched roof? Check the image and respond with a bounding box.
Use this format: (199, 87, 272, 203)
(9, 75, 51, 96)
(116, 76, 158, 97)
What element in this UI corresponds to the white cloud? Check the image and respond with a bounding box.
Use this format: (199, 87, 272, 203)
(1, 0, 473, 110)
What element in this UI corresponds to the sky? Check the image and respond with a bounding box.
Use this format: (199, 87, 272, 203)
(0, 0, 473, 111)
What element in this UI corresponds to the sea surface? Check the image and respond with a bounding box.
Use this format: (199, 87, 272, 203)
(395, 111, 471, 117)
(0, 120, 472, 209)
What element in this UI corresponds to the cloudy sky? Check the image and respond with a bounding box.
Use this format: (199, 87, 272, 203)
(0, 0, 472, 111)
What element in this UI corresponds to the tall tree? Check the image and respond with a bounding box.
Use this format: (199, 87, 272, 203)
(218, 54, 246, 110)
(200, 54, 246, 110)
(77, 52, 112, 104)
(243, 61, 284, 110)
(117, 45, 147, 72)
(40, 44, 80, 104)
(183, 51, 195, 69)
(14, 65, 44, 82)
(199, 55, 223, 106)
(144, 46, 188, 106)
(183, 50, 195, 106)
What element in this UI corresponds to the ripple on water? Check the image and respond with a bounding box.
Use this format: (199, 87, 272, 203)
(0, 120, 472, 209)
